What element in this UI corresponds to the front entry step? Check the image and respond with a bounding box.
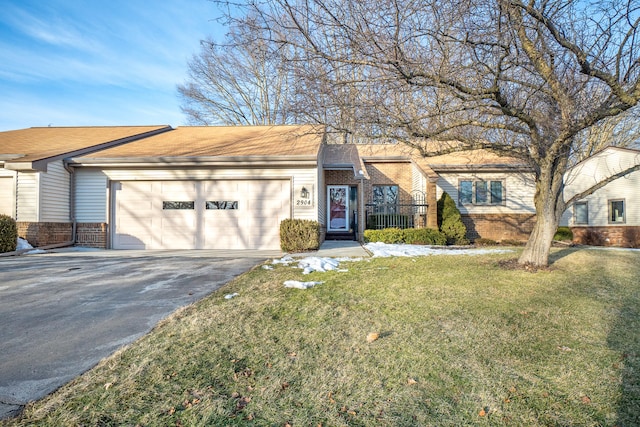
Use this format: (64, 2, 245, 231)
(325, 232, 356, 241)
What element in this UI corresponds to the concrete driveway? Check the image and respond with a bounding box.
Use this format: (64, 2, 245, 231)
(0, 249, 279, 419)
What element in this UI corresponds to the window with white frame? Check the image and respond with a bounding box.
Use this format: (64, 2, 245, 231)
(609, 199, 625, 223)
(458, 180, 505, 205)
(574, 201, 588, 225)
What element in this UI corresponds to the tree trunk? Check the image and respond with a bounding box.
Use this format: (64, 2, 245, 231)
(518, 159, 567, 267)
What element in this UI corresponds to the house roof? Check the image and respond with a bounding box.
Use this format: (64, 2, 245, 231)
(0, 126, 171, 171)
(73, 125, 325, 166)
(323, 143, 529, 181)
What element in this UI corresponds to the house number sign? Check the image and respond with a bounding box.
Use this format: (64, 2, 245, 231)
(294, 185, 314, 208)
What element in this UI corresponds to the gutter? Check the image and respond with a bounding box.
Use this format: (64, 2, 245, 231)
(65, 155, 319, 168)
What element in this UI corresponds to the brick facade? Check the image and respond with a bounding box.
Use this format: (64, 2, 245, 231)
(461, 213, 536, 242)
(76, 223, 108, 248)
(17, 222, 73, 247)
(571, 226, 640, 248)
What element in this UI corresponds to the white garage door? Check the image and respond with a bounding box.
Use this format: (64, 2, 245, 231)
(0, 177, 15, 217)
(113, 180, 290, 250)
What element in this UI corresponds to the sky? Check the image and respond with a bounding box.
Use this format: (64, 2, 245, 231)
(0, 0, 226, 131)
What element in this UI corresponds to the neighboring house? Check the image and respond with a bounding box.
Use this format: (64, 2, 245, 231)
(0, 126, 172, 247)
(561, 146, 640, 247)
(1, 124, 537, 250)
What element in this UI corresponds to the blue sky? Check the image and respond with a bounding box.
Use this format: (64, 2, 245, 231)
(0, 0, 224, 131)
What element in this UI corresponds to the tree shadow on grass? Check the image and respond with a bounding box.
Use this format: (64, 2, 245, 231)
(608, 295, 640, 425)
(548, 247, 582, 264)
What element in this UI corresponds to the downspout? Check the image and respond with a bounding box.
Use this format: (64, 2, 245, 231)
(62, 160, 77, 247)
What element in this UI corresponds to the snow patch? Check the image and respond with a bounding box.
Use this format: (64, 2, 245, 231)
(283, 280, 325, 289)
(297, 257, 340, 274)
(17, 237, 33, 250)
(364, 242, 513, 257)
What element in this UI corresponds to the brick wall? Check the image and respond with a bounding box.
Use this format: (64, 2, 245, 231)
(17, 222, 73, 247)
(363, 162, 414, 204)
(76, 223, 108, 248)
(571, 226, 640, 248)
(461, 213, 536, 242)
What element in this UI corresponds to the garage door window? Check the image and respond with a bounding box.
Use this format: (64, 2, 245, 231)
(162, 201, 195, 210)
(206, 201, 238, 210)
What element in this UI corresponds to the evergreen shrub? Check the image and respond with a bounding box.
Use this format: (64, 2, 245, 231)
(0, 214, 17, 253)
(280, 219, 321, 252)
(437, 192, 469, 245)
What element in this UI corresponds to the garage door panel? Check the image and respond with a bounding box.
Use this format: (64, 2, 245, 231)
(114, 179, 290, 250)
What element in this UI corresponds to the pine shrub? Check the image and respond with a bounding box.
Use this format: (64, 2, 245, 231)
(437, 192, 469, 245)
(0, 214, 17, 253)
(280, 219, 321, 252)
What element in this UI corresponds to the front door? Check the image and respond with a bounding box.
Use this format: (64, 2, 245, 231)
(327, 185, 349, 232)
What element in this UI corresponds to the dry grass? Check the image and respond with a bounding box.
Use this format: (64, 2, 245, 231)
(4, 247, 640, 426)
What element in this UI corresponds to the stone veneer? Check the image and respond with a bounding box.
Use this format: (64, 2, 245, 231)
(571, 226, 640, 248)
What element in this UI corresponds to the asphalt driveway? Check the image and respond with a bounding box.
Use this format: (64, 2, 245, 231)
(0, 249, 278, 419)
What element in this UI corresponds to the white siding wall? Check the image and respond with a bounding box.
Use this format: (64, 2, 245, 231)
(74, 166, 319, 224)
(0, 169, 16, 218)
(437, 171, 536, 214)
(75, 169, 109, 222)
(565, 170, 639, 227)
(563, 148, 640, 227)
(411, 163, 427, 194)
(40, 161, 70, 222)
(16, 171, 39, 221)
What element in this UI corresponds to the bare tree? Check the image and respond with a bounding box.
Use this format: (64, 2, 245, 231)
(228, 0, 640, 266)
(573, 107, 640, 162)
(177, 18, 296, 125)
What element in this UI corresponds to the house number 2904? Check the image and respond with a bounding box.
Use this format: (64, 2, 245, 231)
(296, 199, 313, 206)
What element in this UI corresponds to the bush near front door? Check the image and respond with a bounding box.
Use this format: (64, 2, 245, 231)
(0, 214, 17, 253)
(280, 219, 321, 252)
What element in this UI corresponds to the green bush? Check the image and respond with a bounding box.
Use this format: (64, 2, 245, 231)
(366, 214, 410, 229)
(554, 226, 573, 241)
(474, 238, 498, 246)
(280, 219, 321, 252)
(363, 228, 405, 244)
(364, 227, 446, 245)
(501, 239, 526, 246)
(437, 192, 469, 245)
(402, 228, 447, 245)
(0, 214, 18, 253)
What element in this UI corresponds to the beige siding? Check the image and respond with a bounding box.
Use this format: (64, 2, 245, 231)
(437, 171, 536, 214)
(40, 161, 70, 222)
(74, 166, 319, 228)
(292, 168, 319, 221)
(16, 171, 39, 221)
(75, 169, 109, 222)
(0, 170, 16, 218)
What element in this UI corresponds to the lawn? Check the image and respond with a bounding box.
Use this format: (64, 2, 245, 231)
(4, 247, 640, 426)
